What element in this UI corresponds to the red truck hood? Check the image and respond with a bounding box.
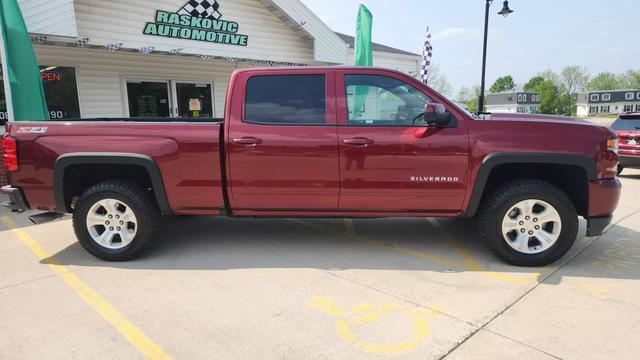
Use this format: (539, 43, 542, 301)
(487, 113, 594, 126)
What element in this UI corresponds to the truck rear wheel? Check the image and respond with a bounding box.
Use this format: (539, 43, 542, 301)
(477, 180, 578, 267)
(72, 181, 161, 261)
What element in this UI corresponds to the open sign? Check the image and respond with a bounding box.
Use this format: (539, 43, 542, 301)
(41, 71, 62, 82)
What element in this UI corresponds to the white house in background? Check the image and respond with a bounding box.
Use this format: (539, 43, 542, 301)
(485, 92, 541, 114)
(1, 0, 419, 121)
(335, 33, 421, 76)
(576, 90, 640, 117)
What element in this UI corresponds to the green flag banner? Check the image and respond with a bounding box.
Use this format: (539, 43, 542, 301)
(354, 4, 373, 66)
(353, 4, 373, 120)
(0, 0, 49, 121)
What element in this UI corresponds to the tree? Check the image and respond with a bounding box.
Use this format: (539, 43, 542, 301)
(586, 72, 624, 91)
(489, 75, 516, 93)
(539, 69, 563, 88)
(622, 70, 640, 89)
(524, 76, 562, 115)
(455, 85, 481, 112)
(560, 66, 590, 94)
(425, 64, 453, 97)
(523, 76, 545, 92)
(455, 87, 472, 105)
(560, 66, 590, 116)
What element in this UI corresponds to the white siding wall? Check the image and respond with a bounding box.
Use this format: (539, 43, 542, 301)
(576, 105, 590, 117)
(346, 48, 420, 75)
(30, 44, 422, 119)
(19, 0, 78, 37)
(73, 0, 317, 65)
(486, 105, 517, 113)
(34, 45, 240, 118)
(257, 0, 346, 63)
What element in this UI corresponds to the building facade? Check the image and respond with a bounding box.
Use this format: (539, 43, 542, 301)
(485, 92, 541, 114)
(576, 90, 640, 117)
(335, 33, 420, 76)
(0, 0, 420, 121)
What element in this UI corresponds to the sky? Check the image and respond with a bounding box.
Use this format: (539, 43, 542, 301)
(299, 0, 640, 93)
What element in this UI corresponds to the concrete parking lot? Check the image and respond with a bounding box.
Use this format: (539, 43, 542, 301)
(1, 170, 639, 360)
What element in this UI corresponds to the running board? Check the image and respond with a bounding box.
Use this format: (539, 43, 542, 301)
(29, 212, 64, 225)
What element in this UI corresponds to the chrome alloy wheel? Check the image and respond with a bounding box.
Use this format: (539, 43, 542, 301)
(501, 199, 562, 254)
(86, 199, 138, 250)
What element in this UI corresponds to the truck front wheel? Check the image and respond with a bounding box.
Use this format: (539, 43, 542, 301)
(477, 180, 578, 267)
(72, 181, 161, 261)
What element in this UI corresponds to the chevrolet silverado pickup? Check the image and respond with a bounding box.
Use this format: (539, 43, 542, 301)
(1, 67, 621, 266)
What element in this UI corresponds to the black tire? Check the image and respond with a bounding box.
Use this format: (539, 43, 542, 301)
(72, 181, 161, 261)
(477, 179, 578, 267)
(617, 165, 624, 176)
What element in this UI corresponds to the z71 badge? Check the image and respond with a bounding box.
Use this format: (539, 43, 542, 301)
(16, 127, 48, 134)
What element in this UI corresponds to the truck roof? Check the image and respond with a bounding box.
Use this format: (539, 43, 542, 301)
(232, 66, 410, 75)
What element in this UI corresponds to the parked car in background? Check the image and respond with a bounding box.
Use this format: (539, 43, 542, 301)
(1, 67, 621, 266)
(611, 113, 640, 175)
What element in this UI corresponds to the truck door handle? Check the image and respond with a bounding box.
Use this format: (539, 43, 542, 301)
(342, 137, 374, 146)
(232, 137, 263, 146)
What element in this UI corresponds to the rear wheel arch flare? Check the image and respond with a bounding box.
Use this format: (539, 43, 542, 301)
(53, 153, 172, 215)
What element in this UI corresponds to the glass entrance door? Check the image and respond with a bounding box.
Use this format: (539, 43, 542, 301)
(126, 81, 171, 118)
(175, 82, 214, 118)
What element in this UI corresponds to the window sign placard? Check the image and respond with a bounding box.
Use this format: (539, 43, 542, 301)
(189, 98, 202, 111)
(143, 1, 249, 46)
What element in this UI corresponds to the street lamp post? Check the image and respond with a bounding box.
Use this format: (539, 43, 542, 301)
(478, 0, 514, 112)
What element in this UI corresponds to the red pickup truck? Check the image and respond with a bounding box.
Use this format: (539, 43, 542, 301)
(1, 67, 621, 266)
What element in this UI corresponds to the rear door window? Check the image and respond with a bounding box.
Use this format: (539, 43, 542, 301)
(245, 75, 326, 125)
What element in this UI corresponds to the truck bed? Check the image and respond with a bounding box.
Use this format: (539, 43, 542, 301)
(5, 120, 225, 215)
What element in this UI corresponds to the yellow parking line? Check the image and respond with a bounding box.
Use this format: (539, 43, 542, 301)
(1, 216, 172, 360)
(343, 219, 461, 268)
(342, 219, 541, 284)
(426, 218, 544, 283)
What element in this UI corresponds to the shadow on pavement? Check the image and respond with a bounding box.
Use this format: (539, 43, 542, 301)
(619, 173, 640, 180)
(38, 215, 640, 282)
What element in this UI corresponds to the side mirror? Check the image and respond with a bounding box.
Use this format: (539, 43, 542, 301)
(422, 103, 454, 128)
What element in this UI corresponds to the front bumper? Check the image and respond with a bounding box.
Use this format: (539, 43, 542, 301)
(586, 215, 613, 237)
(619, 155, 640, 168)
(585, 178, 621, 237)
(0, 185, 30, 213)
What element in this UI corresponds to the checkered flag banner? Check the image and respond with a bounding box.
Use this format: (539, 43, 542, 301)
(178, 0, 222, 20)
(420, 29, 433, 85)
(105, 42, 123, 53)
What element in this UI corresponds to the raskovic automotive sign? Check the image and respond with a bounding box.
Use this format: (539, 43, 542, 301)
(143, 0, 248, 46)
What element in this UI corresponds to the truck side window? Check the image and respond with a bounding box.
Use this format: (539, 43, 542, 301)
(245, 75, 326, 125)
(345, 75, 432, 126)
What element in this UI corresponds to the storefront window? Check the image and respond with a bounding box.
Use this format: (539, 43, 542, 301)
(176, 83, 213, 118)
(126, 81, 171, 118)
(0, 66, 81, 122)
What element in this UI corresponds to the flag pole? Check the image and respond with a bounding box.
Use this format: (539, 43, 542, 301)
(0, 0, 49, 122)
(420, 27, 433, 85)
(0, 7, 14, 122)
